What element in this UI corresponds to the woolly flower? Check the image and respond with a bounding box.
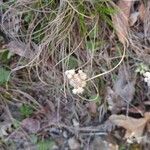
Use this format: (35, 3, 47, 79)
(143, 72, 150, 87)
(72, 87, 84, 94)
(65, 69, 75, 79)
(65, 69, 87, 94)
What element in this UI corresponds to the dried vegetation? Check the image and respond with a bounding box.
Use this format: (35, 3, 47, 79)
(0, 0, 150, 149)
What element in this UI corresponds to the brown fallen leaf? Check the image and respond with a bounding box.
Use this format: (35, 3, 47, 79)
(111, 0, 133, 45)
(109, 112, 150, 143)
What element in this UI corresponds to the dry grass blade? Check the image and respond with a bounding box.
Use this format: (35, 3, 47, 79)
(111, 0, 133, 45)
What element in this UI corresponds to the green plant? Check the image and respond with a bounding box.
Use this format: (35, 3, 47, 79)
(135, 63, 149, 75)
(119, 144, 126, 150)
(37, 140, 55, 150)
(0, 67, 10, 85)
(30, 135, 55, 150)
(19, 104, 34, 118)
(89, 94, 101, 104)
(66, 56, 79, 69)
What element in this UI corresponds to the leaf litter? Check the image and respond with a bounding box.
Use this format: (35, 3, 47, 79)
(109, 112, 150, 143)
(106, 65, 135, 113)
(0, 0, 150, 149)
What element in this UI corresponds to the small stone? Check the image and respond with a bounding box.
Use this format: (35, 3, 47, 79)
(52, 145, 59, 150)
(63, 131, 68, 138)
(68, 137, 80, 150)
(72, 118, 79, 127)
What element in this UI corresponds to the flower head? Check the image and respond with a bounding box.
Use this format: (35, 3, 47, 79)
(143, 72, 150, 87)
(65, 69, 87, 94)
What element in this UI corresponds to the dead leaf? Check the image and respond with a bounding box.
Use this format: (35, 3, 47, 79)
(87, 101, 97, 115)
(127, 105, 144, 115)
(89, 136, 118, 150)
(21, 118, 40, 133)
(1, 8, 21, 35)
(8, 129, 29, 142)
(111, 0, 133, 45)
(114, 67, 135, 102)
(106, 66, 135, 113)
(109, 112, 150, 143)
(0, 123, 12, 137)
(6, 40, 38, 59)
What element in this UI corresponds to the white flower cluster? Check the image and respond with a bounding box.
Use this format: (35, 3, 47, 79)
(65, 69, 87, 94)
(143, 72, 150, 87)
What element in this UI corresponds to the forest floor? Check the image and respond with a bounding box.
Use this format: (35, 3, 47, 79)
(0, 0, 150, 150)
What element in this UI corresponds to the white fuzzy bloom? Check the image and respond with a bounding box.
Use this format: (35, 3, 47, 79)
(65, 69, 87, 94)
(144, 72, 150, 78)
(77, 87, 84, 94)
(78, 70, 83, 74)
(78, 70, 87, 80)
(81, 81, 86, 87)
(66, 74, 73, 79)
(143, 72, 150, 87)
(72, 87, 84, 94)
(69, 79, 78, 88)
(65, 69, 75, 79)
(80, 73, 87, 80)
(72, 89, 78, 94)
(65, 69, 75, 75)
